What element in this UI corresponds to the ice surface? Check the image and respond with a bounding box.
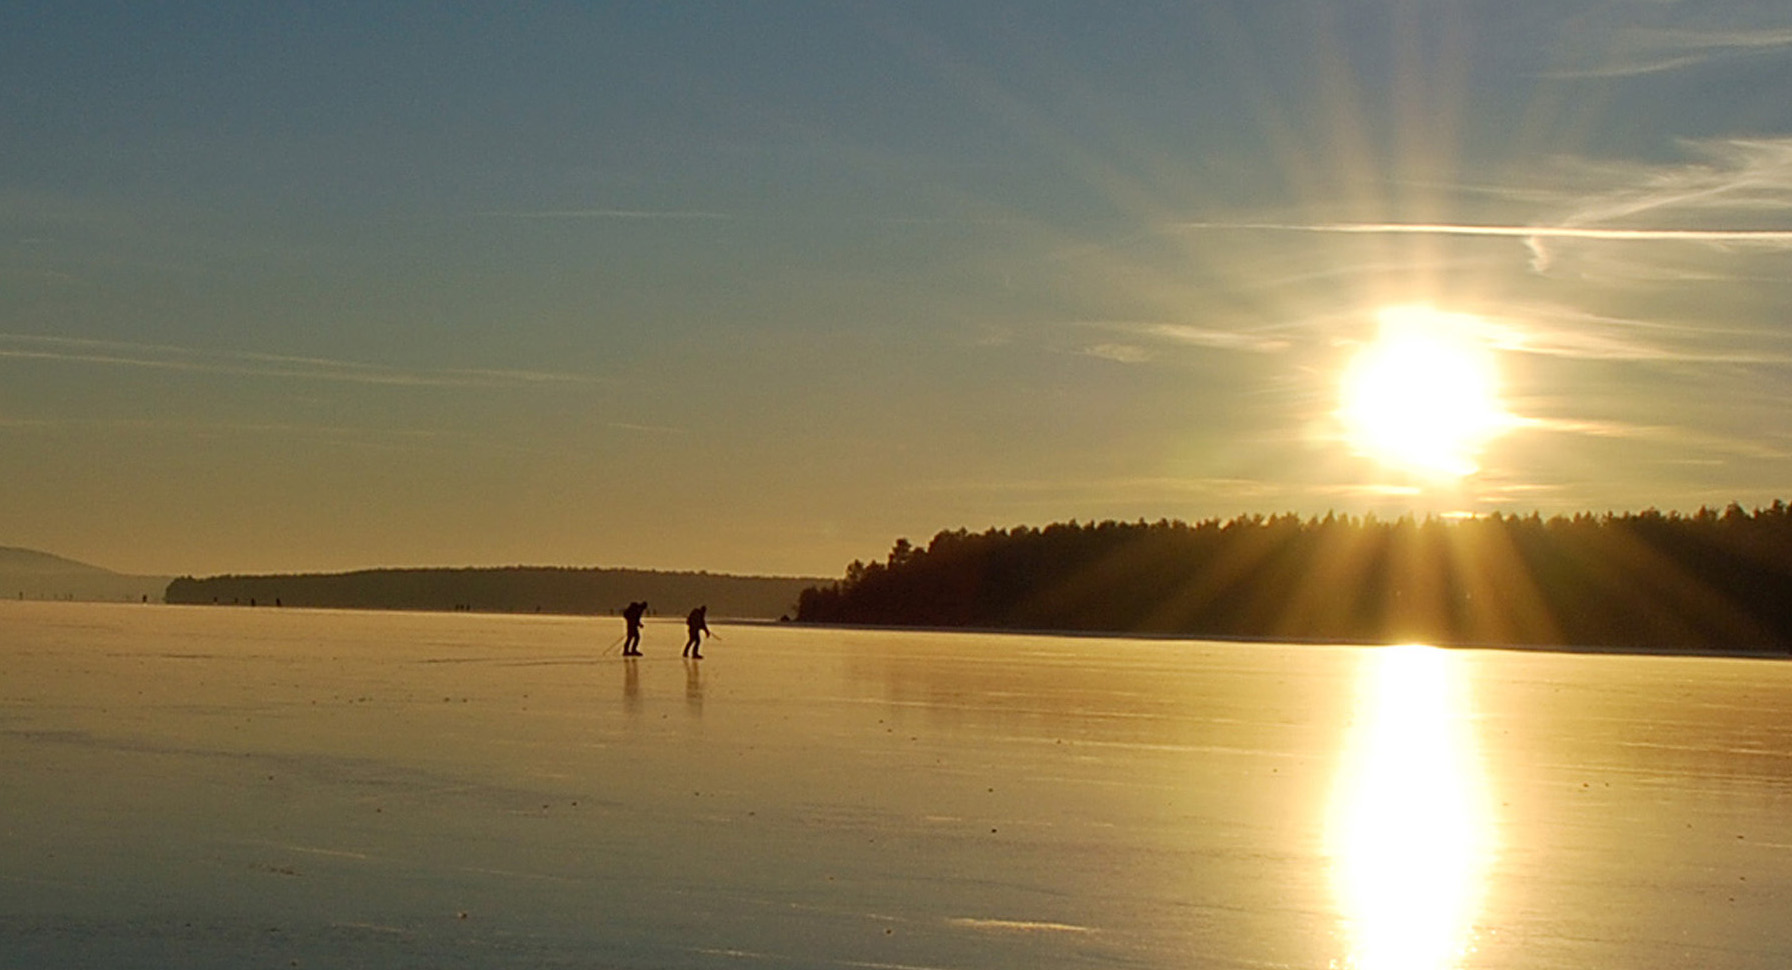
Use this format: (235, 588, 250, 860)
(2, 601, 1790, 968)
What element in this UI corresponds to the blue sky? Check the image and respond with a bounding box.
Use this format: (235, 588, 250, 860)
(6, 2, 1792, 576)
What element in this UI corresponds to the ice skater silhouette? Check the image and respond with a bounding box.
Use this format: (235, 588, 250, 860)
(622, 601, 647, 656)
(683, 605, 710, 659)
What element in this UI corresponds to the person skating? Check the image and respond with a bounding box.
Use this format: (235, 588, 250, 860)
(683, 605, 710, 659)
(621, 600, 647, 656)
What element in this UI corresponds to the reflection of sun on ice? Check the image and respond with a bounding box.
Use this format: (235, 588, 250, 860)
(1328, 645, 1496, 970)
(1339, 306, 1518, 478)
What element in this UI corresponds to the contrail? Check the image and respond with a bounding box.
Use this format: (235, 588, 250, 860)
(1172, 221, 1792, 243)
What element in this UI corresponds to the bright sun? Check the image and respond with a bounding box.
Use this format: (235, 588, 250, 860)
(1338, 306, 1517, 479)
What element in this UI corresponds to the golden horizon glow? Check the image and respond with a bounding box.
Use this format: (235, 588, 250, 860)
(1338, 306, 1519, 480)
(1328, 644, 1497, 970)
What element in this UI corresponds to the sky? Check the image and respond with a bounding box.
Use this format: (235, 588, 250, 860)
(5, 2, 1792, 578)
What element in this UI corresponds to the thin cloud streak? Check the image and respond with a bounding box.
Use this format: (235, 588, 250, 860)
(481, 208, 1027, 229)
(0, 334, 600, 389)
(481, 209, 734, 221)
(918, 475, 1294, 501)
(1139, 323, 1292, 353)
(1169, 139, 1792, 281)
(1076, 321, 1292, 362)
(1526, 417, 1792, 461)
(1516, 138, 1792, 275)
(1082, 344, 1154, 364)
(1524, 417, 1669, 440)
(1556, 139, 1792, 225)
(1546, 27, 1792, 79)
(608, 421, 690, 435)
(1484, 307, 1792, 365)
(1171, 221, 1792, 244)
(0, 414, 586, 458)
(3, 416, 451, 440)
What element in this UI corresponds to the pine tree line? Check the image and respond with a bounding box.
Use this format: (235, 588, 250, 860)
(796, 503, 1792, 652)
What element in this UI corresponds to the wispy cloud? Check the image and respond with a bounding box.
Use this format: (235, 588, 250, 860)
(917, 475, 1294, 502)
(0, 414, 463, 454)
(1529, 137, 1792, 273)
(1525, 416, 1792, 461)
(1170, 220, 1792, 244)
(481, 208, 1029, 231)
(4, 416, 448, 440)
(1552, 138, 1792, 219)
(1316, 483, 1425, 499)
(1482, 305, 1792, 365)
(1175, 137, 1792, 279)
(945, 917, 1094, 934)
(0, 334, 600, 388)
(0, 413, 595, 458)
(1547, 26, 1792, 79)
(1524, 417, 1667, 440)
(1075, 321, 1291, 363)
(1081, 343, 1154, 364)
(480, 208, 733, 222)
(607, 421, 689, 435)
(1137, 323, 1293, 353)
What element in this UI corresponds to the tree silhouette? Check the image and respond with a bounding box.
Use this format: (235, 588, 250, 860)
(796, 505, 1792, 653)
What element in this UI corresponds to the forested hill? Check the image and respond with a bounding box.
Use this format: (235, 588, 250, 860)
(2, 546, 171, 603)
(166, 566, 820, 620)
(795, 505, 1792, 653)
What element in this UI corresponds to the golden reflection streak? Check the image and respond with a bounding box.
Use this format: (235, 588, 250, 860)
(1327, 645, 1497, 970)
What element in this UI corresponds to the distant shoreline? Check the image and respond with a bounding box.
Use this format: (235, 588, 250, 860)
(163, 565, 823, 621)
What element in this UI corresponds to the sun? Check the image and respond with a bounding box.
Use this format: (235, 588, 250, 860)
(1338, 306, 1517, 479)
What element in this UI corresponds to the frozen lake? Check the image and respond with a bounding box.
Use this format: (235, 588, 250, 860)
(3, 601, 1791, 969)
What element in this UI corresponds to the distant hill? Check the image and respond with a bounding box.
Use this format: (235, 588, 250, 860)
(0, 546, 173, 603)
(164, 566, 824, 620)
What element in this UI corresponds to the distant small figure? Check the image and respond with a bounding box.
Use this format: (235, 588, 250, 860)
(683, 605, 710, 659)
(622, 601, 648, 656)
